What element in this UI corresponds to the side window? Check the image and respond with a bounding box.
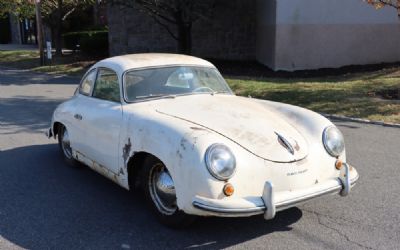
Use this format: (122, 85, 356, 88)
(80, 69, 97, 96)
(93, 68, 120, 102)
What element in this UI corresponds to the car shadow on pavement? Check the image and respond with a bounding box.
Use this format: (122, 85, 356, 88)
(0, 144, 302, 250)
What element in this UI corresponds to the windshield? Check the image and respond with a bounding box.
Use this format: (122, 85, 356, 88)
(124, 66, 233, 102)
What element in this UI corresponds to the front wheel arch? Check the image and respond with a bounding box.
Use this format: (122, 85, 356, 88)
(127, 151, 154, 190)
(138, 154, 195, 227)
(127, 152, 176, 191)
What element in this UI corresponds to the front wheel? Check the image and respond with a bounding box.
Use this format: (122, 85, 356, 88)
(141, 156, 195, 228)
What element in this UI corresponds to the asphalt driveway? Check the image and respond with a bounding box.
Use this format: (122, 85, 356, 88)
(0, 67, 399, 249)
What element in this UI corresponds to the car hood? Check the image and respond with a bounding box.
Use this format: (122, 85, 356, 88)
(155, 95, 309, 162)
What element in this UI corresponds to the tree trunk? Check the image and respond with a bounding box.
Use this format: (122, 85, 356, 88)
(54, 25, 62, 56)
(54, 0, 63, 56)
(93, 1, 99, 26)
(50, 26, 55, 50)
(177, 22, 192, 55)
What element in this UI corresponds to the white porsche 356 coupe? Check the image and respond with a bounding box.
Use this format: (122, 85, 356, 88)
(47, 54, 359, 227)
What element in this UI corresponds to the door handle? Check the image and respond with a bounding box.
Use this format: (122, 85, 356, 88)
(74, 114, 83, 120)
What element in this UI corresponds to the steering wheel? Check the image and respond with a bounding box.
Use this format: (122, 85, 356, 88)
(193, 86, 214, 93)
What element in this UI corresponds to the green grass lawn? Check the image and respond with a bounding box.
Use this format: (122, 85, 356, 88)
(226, 69, 400, 123)
(0, 50, 94, 76)
(1, 50, 399, 123)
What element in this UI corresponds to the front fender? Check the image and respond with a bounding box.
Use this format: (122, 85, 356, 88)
(121, 110, 232, 211)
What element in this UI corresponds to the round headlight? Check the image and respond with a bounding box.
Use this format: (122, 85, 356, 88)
(322, 126, 345, 157)
(205, 144, 236, 181)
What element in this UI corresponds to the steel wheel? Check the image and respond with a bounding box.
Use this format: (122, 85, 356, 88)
(148, 163, 178, 215)
(61, 127, 73, 159)
(141, 156, 195, 227)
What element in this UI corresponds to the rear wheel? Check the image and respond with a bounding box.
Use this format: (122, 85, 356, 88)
(58, 125, 80, 167)
(141, 156, 195, 228)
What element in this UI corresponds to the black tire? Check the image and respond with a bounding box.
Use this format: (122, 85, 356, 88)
(58, 125, 80, 167)
(141, 156, 196, 228)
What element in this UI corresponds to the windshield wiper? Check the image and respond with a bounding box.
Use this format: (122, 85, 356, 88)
(135, 94, 176, 100)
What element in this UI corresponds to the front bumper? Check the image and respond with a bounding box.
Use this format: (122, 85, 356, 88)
(192, 163, 359, 219)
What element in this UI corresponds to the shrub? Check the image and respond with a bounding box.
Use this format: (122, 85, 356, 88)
(63, 30, 108, 57)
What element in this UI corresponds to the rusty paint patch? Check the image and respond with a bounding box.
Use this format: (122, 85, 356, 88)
(123, 138, 132, 163)
(192, 137, 198, 150)
(176, 150, 183, 160)
(180, 137, 188, 151)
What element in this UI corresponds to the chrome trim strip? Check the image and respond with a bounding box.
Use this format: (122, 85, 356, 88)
(193, 174, 359, 216)
(275, 185, 341, 211)
(275, 132, 295, 155)
(192, 201, 265, 214)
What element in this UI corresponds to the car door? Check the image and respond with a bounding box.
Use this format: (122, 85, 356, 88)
(74, 67, 123, 174)
(70, 68, 97, 154)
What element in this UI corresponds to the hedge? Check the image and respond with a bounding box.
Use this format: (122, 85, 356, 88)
(63, 30, 108, 56)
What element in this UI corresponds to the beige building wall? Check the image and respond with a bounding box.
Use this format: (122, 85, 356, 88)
(257, 0, 400, 71)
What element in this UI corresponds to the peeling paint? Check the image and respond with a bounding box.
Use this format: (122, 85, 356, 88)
(176, 150, 183, 160)
(192, 137, 198, 150)
(74, 150, 122, 185)
(123, 138, 132, 163)
(180, 137, 188, 151)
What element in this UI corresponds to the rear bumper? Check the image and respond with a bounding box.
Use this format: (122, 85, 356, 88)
(192, 163, 358, 219)
(45, 127, 53, 138)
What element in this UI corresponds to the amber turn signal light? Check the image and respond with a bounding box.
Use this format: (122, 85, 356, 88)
(223, 183, 234, 196)
(335, 160, 343, 170)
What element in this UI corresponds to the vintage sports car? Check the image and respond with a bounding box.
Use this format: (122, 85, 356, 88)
(47, 54, 359, 227)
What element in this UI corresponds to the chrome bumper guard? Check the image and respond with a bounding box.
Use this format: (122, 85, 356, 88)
(193, 163, 358, 220)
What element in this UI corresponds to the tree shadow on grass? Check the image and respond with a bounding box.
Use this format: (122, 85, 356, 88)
(0, 144, 302, 250)
(214, 59, 400, 83)
(238, 87, 400, 122)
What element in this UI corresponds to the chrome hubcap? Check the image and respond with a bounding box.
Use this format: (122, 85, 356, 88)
(61, 128, 73, 159)
(149, 164, 177, 215)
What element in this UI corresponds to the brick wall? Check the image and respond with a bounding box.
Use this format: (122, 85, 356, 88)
(107, 0, 256, 60)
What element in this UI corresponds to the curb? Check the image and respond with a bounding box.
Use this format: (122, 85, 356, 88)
(321, 113, 400, 128)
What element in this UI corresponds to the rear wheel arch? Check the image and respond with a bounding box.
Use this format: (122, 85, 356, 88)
(53, 121, 62, 138)
(57, 123, 80, 167)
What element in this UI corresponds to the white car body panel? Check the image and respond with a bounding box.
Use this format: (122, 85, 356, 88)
(48, 53, 358, 219)
(73, 95, 123, 175)
(155, 95, 309, 162)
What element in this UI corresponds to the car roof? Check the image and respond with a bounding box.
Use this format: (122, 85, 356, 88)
(94, 53, 216, 75)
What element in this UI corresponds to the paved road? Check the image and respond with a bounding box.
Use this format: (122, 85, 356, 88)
(1, 67, 399, 250)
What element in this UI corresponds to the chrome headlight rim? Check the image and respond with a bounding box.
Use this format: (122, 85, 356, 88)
(322, 126, 345, 157)
(205, 143, 236, 181)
